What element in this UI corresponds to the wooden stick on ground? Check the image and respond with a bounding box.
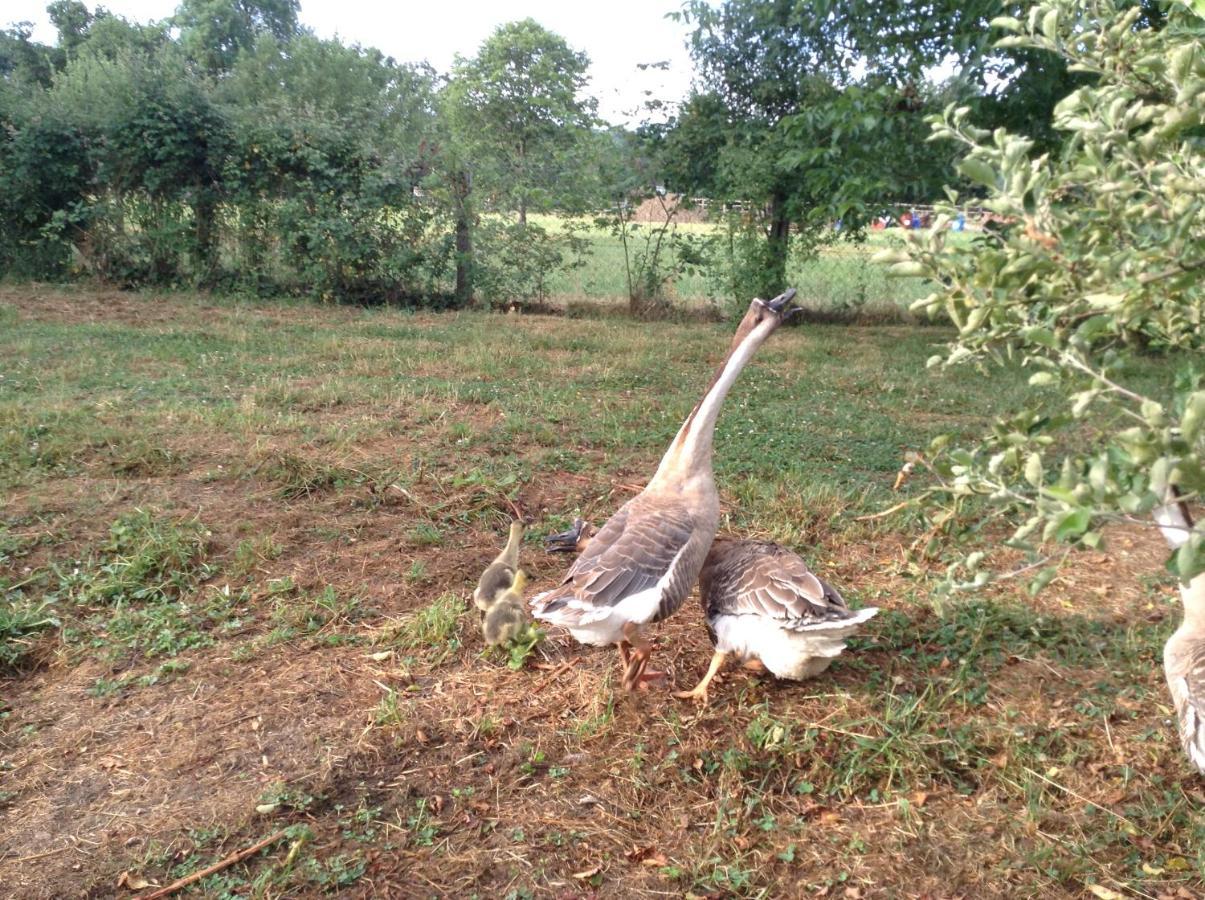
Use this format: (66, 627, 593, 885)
(134, 831, 288, 900)
(532, 656, 581, 695)
(854, 499, 912, 522)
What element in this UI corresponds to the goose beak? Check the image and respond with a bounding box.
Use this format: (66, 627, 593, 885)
(766, 288, 798, 314)
(545, 518, 586, 553)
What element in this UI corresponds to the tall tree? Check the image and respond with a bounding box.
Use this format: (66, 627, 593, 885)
(0, 23, 60, 86)
(218, 34, 442, 300)
(440, 20, 598, 307)
(667, 0, 952, 301)
(48, 39, 231, 281)
(47, 1, 96, 58)
(445, 19, 597, 225)
(668, 0, 1109, 302)
(173, 0, 300, 74)
(884, 0, 1203, 617)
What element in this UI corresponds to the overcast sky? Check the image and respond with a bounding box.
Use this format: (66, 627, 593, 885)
(4, 0, 698, 123)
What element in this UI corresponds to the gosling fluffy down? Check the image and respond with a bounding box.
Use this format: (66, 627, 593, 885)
(474, 520, 525, 612)
(483, 596, 529, 646)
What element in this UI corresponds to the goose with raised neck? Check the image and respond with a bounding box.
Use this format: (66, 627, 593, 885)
(533, 289, 798, 691)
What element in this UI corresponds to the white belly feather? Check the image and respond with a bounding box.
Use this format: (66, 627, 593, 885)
(538, 584, 665, 646)
(712, 607, 878, 680)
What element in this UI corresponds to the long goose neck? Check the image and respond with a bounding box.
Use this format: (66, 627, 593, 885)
(650, 319, 776, 487)
(1154, 494, 1205, 630)
(1180, 572, 1205, 632)
(495, 522, 523, 568)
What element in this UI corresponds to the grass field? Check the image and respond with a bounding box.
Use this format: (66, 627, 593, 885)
(1, 286, 1201, 898)
(540, 219, 939, 315)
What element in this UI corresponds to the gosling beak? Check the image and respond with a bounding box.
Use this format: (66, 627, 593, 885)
(545, 518, 586, 553)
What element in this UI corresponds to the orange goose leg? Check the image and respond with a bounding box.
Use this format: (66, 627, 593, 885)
(617, 640, 632, 668)
(673, 650, 729, 705)
(621, 623, 666, 691)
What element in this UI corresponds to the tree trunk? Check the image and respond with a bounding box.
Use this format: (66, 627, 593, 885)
(517, 139, 527, 227)
(194, 188, 217, 285)
(454, 170, 473, 306)
(764, 190, 790, 298)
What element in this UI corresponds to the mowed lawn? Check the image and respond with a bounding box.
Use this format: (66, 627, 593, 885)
(0, 286, 1200, 898)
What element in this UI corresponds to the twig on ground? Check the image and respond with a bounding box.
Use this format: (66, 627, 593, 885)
(855, 499, 913, 521)
(133, 831, 288, 900)
(3, 845, 72, 864)
(532, 656, 581, 695)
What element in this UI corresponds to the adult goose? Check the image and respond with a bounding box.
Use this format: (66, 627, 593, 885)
(673, 537, 878, 704)
(1157, 492, 1205, 773)
(532, 289, 799, 691)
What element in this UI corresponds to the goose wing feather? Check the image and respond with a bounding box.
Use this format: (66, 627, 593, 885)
(536, 493, 699, 619)
(1166, 638, 1205, 773)
(702, 540, 856, 629)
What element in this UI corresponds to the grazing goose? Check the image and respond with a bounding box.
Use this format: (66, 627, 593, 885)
(533, 289, 799, 691)
(674, 537, 878, 704)
(1156, 493, 1205, 773)
(483, 570, 531, 646)
(474, 520, 525, 613)
(544, 517, 595, 555)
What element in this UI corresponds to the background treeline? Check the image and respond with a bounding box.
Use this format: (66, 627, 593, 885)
(0, 0, 1109, 309)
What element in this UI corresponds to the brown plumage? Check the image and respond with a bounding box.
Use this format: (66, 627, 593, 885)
(533, 289, 799, 691)
(1165, 627, 1205, 773)
(698, 538, 853, 627)
(674, 538, 878, 705)
(1157, 493, 1205, 773)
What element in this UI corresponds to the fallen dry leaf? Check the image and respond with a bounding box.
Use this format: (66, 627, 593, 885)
(116, 871, 152, 891)
(572, 864, 601, 880)
(1087, 885, 1123, 900)
(623, 844, 670, 868)
(911, 791, 929, 808)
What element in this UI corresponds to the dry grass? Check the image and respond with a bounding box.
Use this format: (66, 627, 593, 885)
(0, 286, 1201, 899)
